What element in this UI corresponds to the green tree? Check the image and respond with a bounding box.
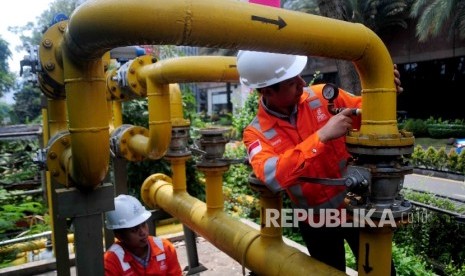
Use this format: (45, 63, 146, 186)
(8, 0, 78, 51)
(0, 102, 12, 125)
(283, 0, 410, 94)
(11, 84, 41, 123)
(0, 36, 15, 99)
(410, 0, 465, 41)
(4, 0, 78, 112)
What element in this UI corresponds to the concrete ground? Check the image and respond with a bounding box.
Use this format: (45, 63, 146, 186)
(173, 235, 250, 276)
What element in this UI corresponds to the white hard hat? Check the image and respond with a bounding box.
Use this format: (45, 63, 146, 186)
(236, 50, 308, 89)
(105, 194, 152, 230)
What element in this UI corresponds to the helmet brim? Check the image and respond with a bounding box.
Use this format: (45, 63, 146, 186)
(239, 54, 307, 89)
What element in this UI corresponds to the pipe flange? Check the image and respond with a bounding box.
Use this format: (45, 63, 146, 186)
(106, 68, 124, 101)
(111, 124, 148, 162)
(118, 55, 154, 98)
(46, 131, 71, 186)
(37, 73, 65, 100)
(347, 145, 414, 156)
(346, 198, 413, 220)
(38, 20, 66, 99)
(141, 173, 173, 209)
(346, 131, 415, 150)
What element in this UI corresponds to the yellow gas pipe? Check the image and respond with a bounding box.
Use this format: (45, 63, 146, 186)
(114, 56, 239, 161)
(0, 234, 74, 256)
(62, 49, 109, 190)
(142, 78, 342, 274)
(112, 101, 123, 129)
(54, 0, 413, 185)
(46, 99, 67, 137)
(61, 0, 413, 172)
(141, 175, 343, 276)
(43, 98, 69, 259)
(39, 0, 415, 273)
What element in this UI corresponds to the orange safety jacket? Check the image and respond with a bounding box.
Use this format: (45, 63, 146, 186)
(243, 84, 362, 210)
(104, 236, 182, 276)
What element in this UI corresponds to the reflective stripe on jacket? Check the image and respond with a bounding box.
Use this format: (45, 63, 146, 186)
(243, 84, 362, 209)
(104, 236, 182, 276)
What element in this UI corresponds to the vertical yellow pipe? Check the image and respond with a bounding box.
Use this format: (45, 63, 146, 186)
(169, 83, 190, 128)
(259, 191, 283, 239)
(166, 157, 189, 192)
(62, 49, 109, 189)
(40, 103, 54, 257)
(358, 227, 394, 276)
(112, 101, 123, 128)
(47, 99, 67, 137)
(41, 109, 49, 147)
(44, 98, 68, 257)
(107, 101, 115, 134)
(145, 79, 171, 159)
(198, 167, 229, 211)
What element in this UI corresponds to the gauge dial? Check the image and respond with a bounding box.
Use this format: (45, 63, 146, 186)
(322, 83, 339, 101)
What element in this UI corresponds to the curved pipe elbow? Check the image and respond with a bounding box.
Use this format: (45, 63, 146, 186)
(169, 83, 190, 127)
(66, 1, 394, 131)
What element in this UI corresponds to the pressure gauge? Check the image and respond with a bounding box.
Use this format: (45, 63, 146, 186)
(322, 83, 339, 101)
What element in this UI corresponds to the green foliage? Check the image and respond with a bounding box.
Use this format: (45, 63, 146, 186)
(0, 138, 46, 243)
(427, 124, 465, 138)
(344, 241, 357, 269)
(232, 90, 258, 140)
(8, 0, 79, 49)
(420, 117, 465, 138)
(0, 37, 15, 98)
(11, 85, 42, 124)
(0, 140, 39, 185)
(408, 144, 465, 174)
(121, 98, 171, 190)
(402, 118, 429, 137)
(395, 189, 465, 274)
(223, 142, 257, 216)
(347, 240, 436, 275)
(410, 0, 465, 41)
(392, 243, 435, 276)
(0, 102, 12, 125)
(0, 188, 48, 240)
(120, 83, 207, 199)
(399, 116, 465, 138)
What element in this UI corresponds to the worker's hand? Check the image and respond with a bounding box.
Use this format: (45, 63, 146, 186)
(394, 64, 403, 95)
(317, 108, 353, 143)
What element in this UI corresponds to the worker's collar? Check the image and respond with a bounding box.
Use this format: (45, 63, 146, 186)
(261, 97, 298, 126)
(130, 243, 151, 268)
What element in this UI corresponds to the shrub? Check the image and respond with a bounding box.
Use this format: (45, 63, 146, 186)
(425, 117, 465, 139)
(408, 145, 465, 174)
(394, 190, 465, 274)
(402, 118, 429, 137)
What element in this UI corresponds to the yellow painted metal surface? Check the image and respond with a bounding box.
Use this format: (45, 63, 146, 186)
(62, 49, 109, 190)
(169, 83, 190, 127)
(141, 175, 344, 276)
(358, 227, 394, 276)
(34, 0, 415, 273)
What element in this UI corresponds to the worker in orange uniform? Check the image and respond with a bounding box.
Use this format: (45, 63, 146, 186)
(237, 50, 402, 274)
(104, 194, 182, 276)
